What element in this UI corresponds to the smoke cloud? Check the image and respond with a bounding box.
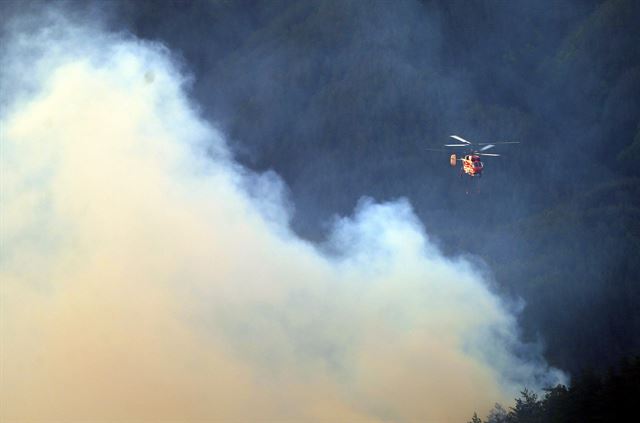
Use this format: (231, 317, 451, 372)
(1, 8, 564, 422)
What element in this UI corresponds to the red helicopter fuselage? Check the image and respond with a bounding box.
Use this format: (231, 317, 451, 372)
(461, 154, 483, 176)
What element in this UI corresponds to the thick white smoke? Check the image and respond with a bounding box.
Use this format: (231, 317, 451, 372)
(0, 8, 565, 422)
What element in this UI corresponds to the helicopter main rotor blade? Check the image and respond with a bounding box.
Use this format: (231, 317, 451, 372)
(480, 144, 495, 151)
(450, 135, 472, 144)
(478, 153, 500, 157)
(477, 142, 520, 145)
(444, 144, 469, 147)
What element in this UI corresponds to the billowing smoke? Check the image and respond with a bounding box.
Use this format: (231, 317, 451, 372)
(1, 7, 564, 422)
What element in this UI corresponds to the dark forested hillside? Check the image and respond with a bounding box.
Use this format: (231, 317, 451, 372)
(114, 0, 639, 385)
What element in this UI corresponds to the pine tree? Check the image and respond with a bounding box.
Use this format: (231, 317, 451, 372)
(509, 389, 543, 423)
(468, 411, 483, 423)
(486, 403, 509, 423)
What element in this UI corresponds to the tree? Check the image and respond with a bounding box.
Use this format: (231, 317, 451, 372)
(539, 385, 570, 422)
(486, 403, 509, 423)
(509, 389, 543, 423)
(468, 412, 483, 423)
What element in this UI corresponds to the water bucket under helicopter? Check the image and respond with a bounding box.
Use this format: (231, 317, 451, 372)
(450, 153, 457, 167)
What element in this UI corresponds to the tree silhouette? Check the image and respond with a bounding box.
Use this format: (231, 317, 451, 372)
(469, 356, 640, 422)
(468, 412, 482, 423)
(485, 403, 509, 423)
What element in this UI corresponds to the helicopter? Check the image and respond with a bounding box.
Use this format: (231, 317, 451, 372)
(428, 135, 519, 178)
